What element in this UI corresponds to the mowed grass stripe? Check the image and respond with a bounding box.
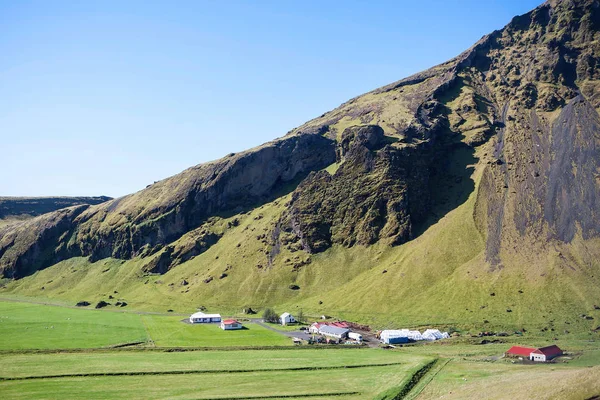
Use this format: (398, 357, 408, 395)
(0, 365, 423, 399)
(0, 361, 406, 381)
(195, 392, 360, 399)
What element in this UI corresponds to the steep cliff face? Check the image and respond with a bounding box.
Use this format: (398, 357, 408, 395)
(0, 134, 335, 277)
(277, 125, 431, 253)
(1, 0, 600, 285)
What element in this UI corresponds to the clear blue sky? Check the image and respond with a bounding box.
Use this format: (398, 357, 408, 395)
(0, 0, 542, 198)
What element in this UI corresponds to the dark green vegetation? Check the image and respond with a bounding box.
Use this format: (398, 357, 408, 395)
(1, 0, 600, 339)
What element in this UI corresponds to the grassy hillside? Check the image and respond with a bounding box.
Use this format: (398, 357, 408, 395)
(2, 0, 600, 339)
(3, 143, 599, 335)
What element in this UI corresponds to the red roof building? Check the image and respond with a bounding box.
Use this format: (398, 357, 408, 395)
(220, 319, 242, 330)
(531, 345, 563, 361)
(505, 345, 564, 362)
(506, 346, 536, 357)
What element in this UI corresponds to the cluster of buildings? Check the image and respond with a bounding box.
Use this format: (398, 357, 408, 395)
(505, 345, 563, 362)
(379, 329, 450, 344)
(189, 312, 243, 331)
(308, 321, 363, 342)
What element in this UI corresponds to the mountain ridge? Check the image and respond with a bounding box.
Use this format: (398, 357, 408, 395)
(1, 0, 600, 332)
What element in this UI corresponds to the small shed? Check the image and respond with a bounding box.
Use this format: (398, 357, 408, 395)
(220, 319, 243, 330)
(280, 312, 296, 326)
(190, 312, 221, 324)
(319, 325, 349, 339)
(531, 345, 563, 362)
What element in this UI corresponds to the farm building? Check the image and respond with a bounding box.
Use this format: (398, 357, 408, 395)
(380, 329, 449, 344)
(505, 345, 563, 361)
(220, 319, 243, 330)
(531, 345, 563, 361)
(319, 325, 350, 339)
(189, 312, 221, 323)
(380, 330, 410, 344)
(280, 312, 296, 325)
(422, 329, 449, 341)
(309, 322, 325, 334)
(505, 346, 536, 358)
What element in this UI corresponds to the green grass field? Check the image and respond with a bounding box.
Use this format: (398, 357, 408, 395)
(0, 301, 148, 350)
(1, 298, 599, 399)
(0, 300, 291, 349)
(0, 300, 434, 399)
(141, 315, 290, 347)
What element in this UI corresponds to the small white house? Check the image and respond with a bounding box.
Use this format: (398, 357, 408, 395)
(220, 319, 243, 330)
(190, 312, 221, 323)
(280, 312, 296, 326)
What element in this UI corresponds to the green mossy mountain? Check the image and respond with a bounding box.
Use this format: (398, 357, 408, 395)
(2, 0, 600, 331)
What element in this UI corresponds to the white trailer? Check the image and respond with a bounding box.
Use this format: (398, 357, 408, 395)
(348, 332, 363, 342)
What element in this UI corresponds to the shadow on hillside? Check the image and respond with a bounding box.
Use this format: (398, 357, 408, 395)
(411, 141, 478, 238)
(212, 172, 312, 221)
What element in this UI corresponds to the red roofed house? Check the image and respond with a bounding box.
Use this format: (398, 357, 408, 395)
(530, 345, 563, 362)
(220, 319, 243, 330)
(505, 346, 536, 358)
(505, 345, 564, 362)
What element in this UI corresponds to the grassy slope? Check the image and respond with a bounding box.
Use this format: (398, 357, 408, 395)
(3, 140, 600, 336)
(3, 158, 600, 336)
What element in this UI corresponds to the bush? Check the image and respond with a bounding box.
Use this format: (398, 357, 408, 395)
(263, 308, 279, 323)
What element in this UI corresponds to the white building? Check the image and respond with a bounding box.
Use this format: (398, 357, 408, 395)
(318, 325, 349, 339)
(348, 332, 363, 342)
(189, 312, 221, 323)
(380, 328, 449, 343)
(280, 312, 296, 325)
(220, 319, 243, 330)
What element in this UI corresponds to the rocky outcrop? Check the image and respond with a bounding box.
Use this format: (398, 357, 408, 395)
(0, 134, 335, 277)
(0, 205, 89, 278)
(277, 126, 431, 253)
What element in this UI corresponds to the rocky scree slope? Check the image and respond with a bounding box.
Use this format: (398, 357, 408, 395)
(1, 0, 600, 287)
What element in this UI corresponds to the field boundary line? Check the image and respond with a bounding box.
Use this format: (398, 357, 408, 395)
(139, 314, 155, 347)
(0, 344, 374, 355)
(403, 358, 452, 400)
(193, 392, 360, 399)
(0, 361, 405, 381)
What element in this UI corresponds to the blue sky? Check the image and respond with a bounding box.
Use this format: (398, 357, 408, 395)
(0, 0, 542, 197)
